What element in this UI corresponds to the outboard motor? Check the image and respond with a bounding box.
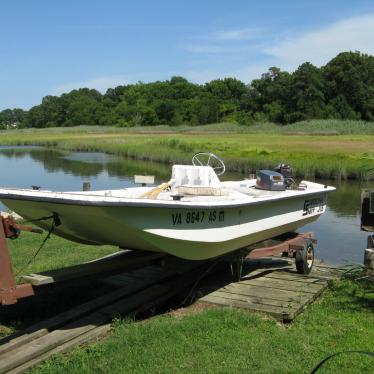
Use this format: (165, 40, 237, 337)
(275, 163, 293, 178)
(274, 163, 295, 188)
(256, 170, 285, 191)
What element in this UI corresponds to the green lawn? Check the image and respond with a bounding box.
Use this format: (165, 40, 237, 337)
(30, 278, 374, 374)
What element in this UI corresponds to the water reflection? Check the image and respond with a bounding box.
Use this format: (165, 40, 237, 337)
(0, 146, 371, 264)
(325, 180, 371, 217)
(0, 147, 170, 184)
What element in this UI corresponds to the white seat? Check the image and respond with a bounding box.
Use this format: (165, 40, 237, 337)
(171, 165, 223, 196)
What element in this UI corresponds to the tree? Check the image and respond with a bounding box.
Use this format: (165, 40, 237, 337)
(0, 108, 26, 128)
(323, 51, 374, 120)
(4, 51, 374, 129)
(249, 67, 292, 123)
(286, 62, 326, 122)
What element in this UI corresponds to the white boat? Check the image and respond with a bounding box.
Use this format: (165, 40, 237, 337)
(0, 153, 335, 260)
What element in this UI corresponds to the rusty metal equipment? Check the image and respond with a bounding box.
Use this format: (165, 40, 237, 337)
(0, 215, 41, 305)
(247, 232, 317, 275)
(248, 232, 316, 259)
(224, 232, 317, 280)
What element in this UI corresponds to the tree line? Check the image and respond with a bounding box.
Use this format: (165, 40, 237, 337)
(1, 51, 374, 129)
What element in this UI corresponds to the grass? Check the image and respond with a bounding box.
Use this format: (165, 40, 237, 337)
(1, 120, 373, 180)
(0, 217, 372, 372)
(0, 231, 118, 338)
(29, 278, 374, 374)
(4, 119, 374, 135)
(8, 231, 118, 279)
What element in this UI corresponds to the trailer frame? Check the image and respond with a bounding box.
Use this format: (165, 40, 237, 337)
(0, 216, 35, 305)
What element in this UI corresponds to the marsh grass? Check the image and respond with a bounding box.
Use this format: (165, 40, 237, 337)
(0, 120, 373, 180)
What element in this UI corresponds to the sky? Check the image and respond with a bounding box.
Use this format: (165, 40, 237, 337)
(1, 0, 374, 110)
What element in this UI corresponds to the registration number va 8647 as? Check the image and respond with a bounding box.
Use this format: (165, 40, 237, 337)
(171, 210, 225, 225)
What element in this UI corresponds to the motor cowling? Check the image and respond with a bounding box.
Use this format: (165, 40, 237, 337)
(256, 170, 286, 191)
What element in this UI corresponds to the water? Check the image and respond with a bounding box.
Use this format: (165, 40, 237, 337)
(0, 146, 371, 265)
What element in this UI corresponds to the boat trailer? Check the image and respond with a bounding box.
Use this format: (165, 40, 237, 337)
(249, 232, 317, 274)
(226, 232, 317, 280)
(0, 215, 40, 305)
(0, 211, 317, 306)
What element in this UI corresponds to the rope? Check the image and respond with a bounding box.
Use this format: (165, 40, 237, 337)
(15, 215, 59, 279)
(25, 214, 57, 223)
(139, 180, 172, 199)
(178, 261, 219, 307)
(310, 350, 374, 373)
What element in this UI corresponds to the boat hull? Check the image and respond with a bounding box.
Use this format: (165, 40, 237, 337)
(1, 191, 327, 260)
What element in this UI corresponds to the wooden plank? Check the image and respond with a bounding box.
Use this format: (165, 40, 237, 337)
(6, 266, 205, 374)
(288, 282, 329, 320)
(0, 314, 104, 373)
(0, 284, 170, 373)
(103, 264, 185, 287)
(0, 285, 137, 355)
(246, 270, 333, 283)
(7, 324, 110, 374)
(2, 262, 208, 374)
(238, 277, 326, 293)
(201, 294, 294, 320)
(248, 268, 319, 279)
(201, 275, 328, 299)
(21, 274, 54, 286)
(0, 269, 161, 354)
(1, 258, 200, 355)
(207, 289, 308, 309)
(103, 275, 147, 288)
(219, 283, 314, 302)
(98, 284, 169, 317)
(199, 259, 339, 321)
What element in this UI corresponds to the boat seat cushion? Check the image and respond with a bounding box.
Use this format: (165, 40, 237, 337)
(171, 165, 222, 196)
(175, 185, 225, 196)
(172, 165, 220, 187)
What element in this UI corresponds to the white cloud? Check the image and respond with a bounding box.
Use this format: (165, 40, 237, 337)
(51, 14, 374, 97)
(183, 27, 264, 55)
(213, 28, 261, 41)
(52, 75, 127, 95)
(184, 45, 229, 54)
(265, 13, 374, 71)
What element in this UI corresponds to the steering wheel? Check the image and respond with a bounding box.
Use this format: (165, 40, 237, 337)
(191, 152, 226, 176)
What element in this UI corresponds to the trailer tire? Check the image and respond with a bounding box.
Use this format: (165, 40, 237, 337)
(295, 241, 314, 275)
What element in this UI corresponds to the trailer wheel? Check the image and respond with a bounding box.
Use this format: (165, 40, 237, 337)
(295, 241, 314, 274)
